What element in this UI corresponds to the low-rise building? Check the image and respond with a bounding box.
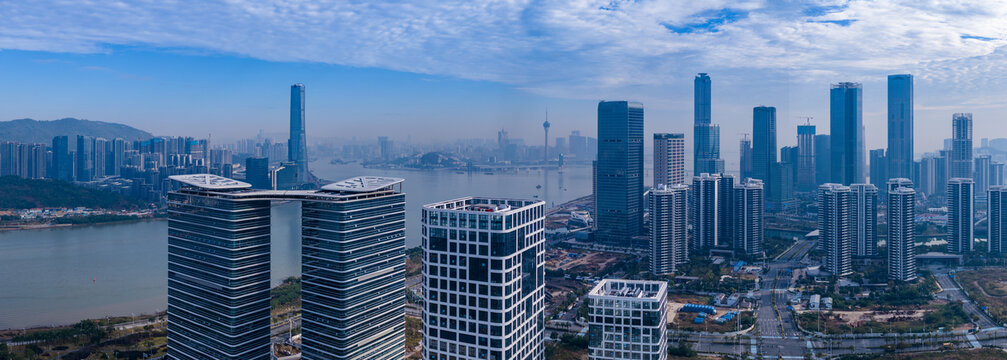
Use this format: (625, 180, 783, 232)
(587, 279, 667, 360)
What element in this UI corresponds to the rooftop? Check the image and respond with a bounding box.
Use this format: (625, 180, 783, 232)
(322, 176, 404, 193)
(589, 279, 666, 300)
(169, 174, 251, 190)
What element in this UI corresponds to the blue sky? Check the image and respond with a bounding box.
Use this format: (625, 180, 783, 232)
(1, 0, 1006, 166)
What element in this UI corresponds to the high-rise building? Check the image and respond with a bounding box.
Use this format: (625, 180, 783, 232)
(975, 155, 991, 199)
(830, 82, 865, 185)
(819, 183, 853, 277)
(951, 113, 973, 179)
(289, 83, 310, 183)
(815, 134, 831, 186)
(649, 184, 689, 275)
(888, 187, 917, 281)
(919, 154, 948, 198)
(989, 186, 1007, 254)
(300, 177, 407, 359)
(992, 162, 1005, 188)
(772, 147, 796, 202)
(947, 178, 974, 253)
(76, 135, 94, 182)
(734, 179, 764, 255)
(0, 142, 17, 176)
(797, 124, 816, 191)
(569, 131, 588, 160)
(850, 184, 878, 257)
(52, 136, 73, 182)
(694, 73, 724, 175)
(543, 119, 550, 164)
(93, 137, 109, 178)
(887, 178, 913, 194)
(244, 157, 270, 189)
(653, 133, 685, 187)
(421, 197, 545, 360)
(691, 173, 734, 251)
(587, 280, 667, 360)
(378, 136, 393, 161)
(596, 101, 644, 245)
(739, 135, 753, 181)
(752, 106, 777, 185)
(166, 175, 272, 359)
(869, 149, 887, 195)
(887, 74, 914, 180)
(111, 138, 127, 176)
(166, 174, 408, 360)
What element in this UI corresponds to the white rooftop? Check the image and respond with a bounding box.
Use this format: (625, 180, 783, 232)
(170, 174, 251, 190)
(322, 176, 404, 193)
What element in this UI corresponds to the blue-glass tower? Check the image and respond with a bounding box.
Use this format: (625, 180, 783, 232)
(752, 106, 777, 183)
(887, 74, 913, 180)
(830, 82, 865, 185)
(596, 101, 644, 245)
(289, 83, 309, 183)
(694, 73, 724, 175)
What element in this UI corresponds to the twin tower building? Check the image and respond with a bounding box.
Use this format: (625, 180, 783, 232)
(165, 174, 545, 360)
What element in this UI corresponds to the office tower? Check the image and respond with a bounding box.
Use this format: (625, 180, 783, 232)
(752, 106, 777, 184)
(734, 179, 764, 255)
(0, 142, 16, 176)
(739, 135, 753, 181)
(587, 280, 667, 360)
(498, 129, 509, 149)
(93, 138, 109, 178)
(951, 113, 973, 179)
(888, 187, 917, 281)
(869, 149, 887, 194)
(830, 82, 865, 185)
(569, 131, 587, 160)
(543, 119, 550, 163)
(990, 186, 1007, 254)
(167, 175, 272, 359)
(773, 146, 797, 202)
(23, 144, 46, 179)
(992, 162, 1005, 188)
(919, 154, 948, 197)
(300, 177, 406, 359)
(815, 134, 831, 186)
(694, 73, 724, 175)
(421, 197, 546, 360)
(819, 184, 853, 277)
(653, 133, 685, 187)
(555, 137, 567, 155)
(289, 83, 310, 183)
(691, 173, 733, 251)
(596, 101, 644, 245)
(947, 178, 974, 253)
(111, 138, 127, 176)
(888, 74, 914, 179)
(797, 124, 816, 191)
(244, 157, 270, 189)
(850, 184, 878, 257)
(76, 135, 94, 182)
(976, 155, 991, 199)
(52, 136, 73, 181)
(649, 184, 689, 275)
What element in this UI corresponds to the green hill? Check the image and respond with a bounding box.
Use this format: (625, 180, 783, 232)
(0, 118, 153, 145)
(0, 176, 147, 210)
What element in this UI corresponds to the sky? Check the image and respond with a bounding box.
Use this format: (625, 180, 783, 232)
(1, 0, 1007, 168)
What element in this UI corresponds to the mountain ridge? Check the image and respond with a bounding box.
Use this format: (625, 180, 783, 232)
(0, 118, 153, 145)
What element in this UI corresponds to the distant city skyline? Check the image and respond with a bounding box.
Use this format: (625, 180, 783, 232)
(2, 2, 1007, 166)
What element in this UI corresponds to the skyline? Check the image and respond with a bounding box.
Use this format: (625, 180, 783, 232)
(2, 2, 1007, 167)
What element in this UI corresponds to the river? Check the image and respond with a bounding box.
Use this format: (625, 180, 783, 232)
(0, 161, 592, 329)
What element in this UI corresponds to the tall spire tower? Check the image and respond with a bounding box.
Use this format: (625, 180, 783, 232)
(289, 83, 309, 183)
(543, 110, 551, 165)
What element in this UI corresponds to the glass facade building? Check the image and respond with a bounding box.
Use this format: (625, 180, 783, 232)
(752, 106, 777, 184)
(587, 280, 667, 360)
(887, 74, 913, 180)
(596, 101, 644, 245)
(421, 197, 546, 360)
(694, 73, 723, 176)
(289, 83, 310, 183)
(830, 82, 865, 185)
(951, 113, 973, 179)
(947, 178, 974, 253)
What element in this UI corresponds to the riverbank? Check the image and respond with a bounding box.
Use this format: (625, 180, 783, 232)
(0, 214, 165, 232)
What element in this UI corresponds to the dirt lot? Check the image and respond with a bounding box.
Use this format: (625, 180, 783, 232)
(544, 249, 627, 274)
(957, 269, 1007, 323)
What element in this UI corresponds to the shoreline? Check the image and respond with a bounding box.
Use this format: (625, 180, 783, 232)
(0, 215, 166, 232)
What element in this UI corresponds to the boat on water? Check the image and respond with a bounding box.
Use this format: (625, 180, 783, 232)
(567, 210, 593, 229)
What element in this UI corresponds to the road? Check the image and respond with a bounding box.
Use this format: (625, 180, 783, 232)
(934, 271, 999, 329)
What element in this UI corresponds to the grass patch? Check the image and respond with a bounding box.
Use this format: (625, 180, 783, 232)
(798, 301, 970, 334)
(957, 269, 1007, 323)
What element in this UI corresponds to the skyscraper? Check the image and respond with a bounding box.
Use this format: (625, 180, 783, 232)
(850, 184, 878, 257)
(244, 157, 270, 189)
(814, 134, 831, 186)
(76, 135, 94, 182)
(300, 177, 407, 359)
(739, 135, 753, 181)
(947, 178, 974, 253)
(819, 183, 853, 277)
(869, 149, 887, 195)
(422, 197, 545, 360)
(543, 119, 550, 164)
(289, 83, 310, 183)
(888, 187, 917, 282)
(51, 136, 73, 182)
(596, 101, 644, 245)
(990, 186, 1007, 254)
(691, 173, 734, 251)
(951, 113, 973, 179)
(888, 74, 913, 180)
(797, 124, 816, 191)
(694, 73, 724, 175)
(830, 82, 865, 185)
(587, 280, 667, 360)
(734, 179, 764, 255)
(653, 133, 685, 187)
(649, 184, 689, 275)
(752, 106, 777, 184)
(976, 155, 991, 199)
